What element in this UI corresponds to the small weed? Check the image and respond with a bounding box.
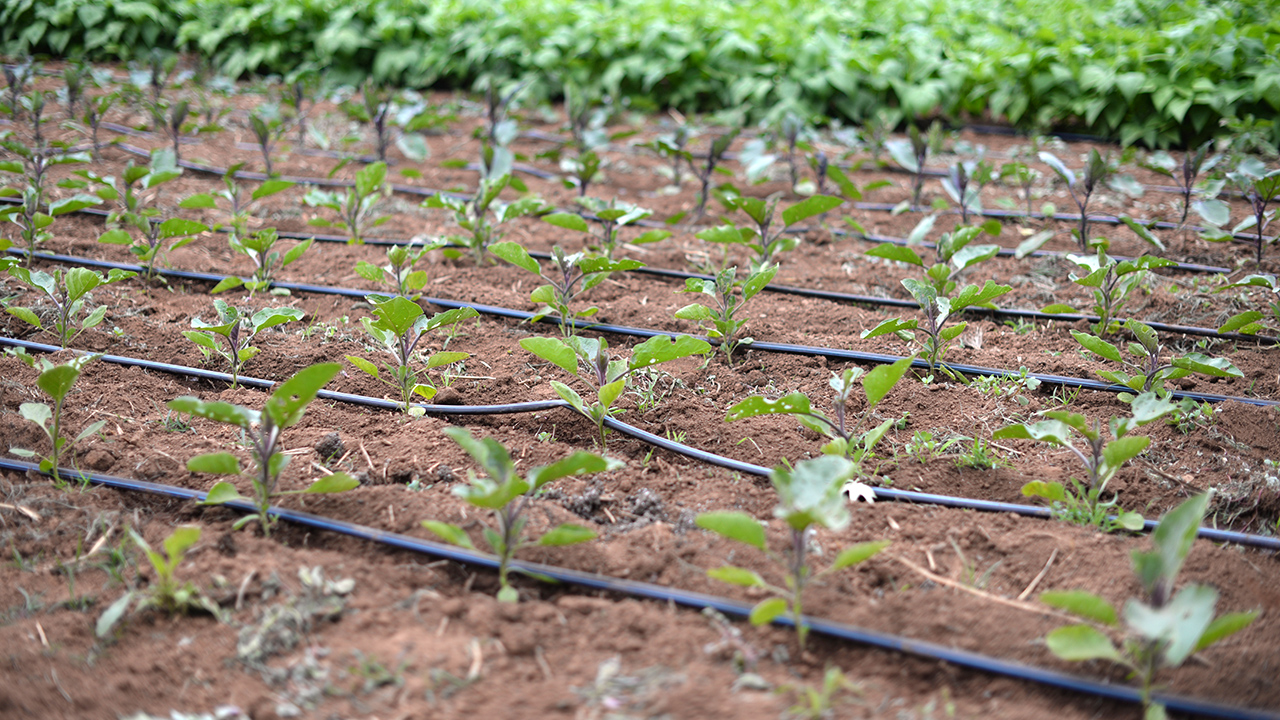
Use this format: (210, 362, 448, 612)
(954, 437, 1010, 471)
(779, 666, 861, 719)
(904, 431, 964, 465)
(1003, 318, 1036, 335)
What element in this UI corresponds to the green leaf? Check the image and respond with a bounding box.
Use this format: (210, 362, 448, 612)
(696, 511, 766, 550)
(162, 526, 202, 561)
(725, 392, 813, 422)
(421, 520, 474, 549)
(1045, 625, 1121, 662)
(629, 334, 712, 370)
(1071, 330, 1123, 363)
(695, 225, 744, 245)
(426, 351, 470, 369)
(187, 452, 242, 475)
(536, 523, 596, 546)
(264, 363, 341, 429)
(345, 355, 380, 379)
(598, 378, 625, 409)
(210, 277, 243, 294)
(1170, 353, 1242, 379)
(861, 317, 917, 339)
(866, 244, 923, 266)
(1102, 435, 1149, 469)
(490, 241, 541, 275)
(98, 228, 133, 245)
(305, 472, 359, 493)
(527, 451, 622, 489)
(707, 565, 766, 588)
(158, 218, 208, 239)
(863, 355, 913, 410)
(1194, 611, 1258, 652)
(1124, 584, 1218, 667)
(1041, 303, 1078, 314)
(37, 364, 81, 402)
(370, 295, 425, 337)
(95, 591, 135, 638)
(519, 336, 577, 376)
(199, 480, 246, 505)
(1021, 480, 1066, 502)
(252, 179, 294, 201)
(1014, 229, 1056, 259)
(18, 402, 52, 430)
(781, 195, 841, 226)
(828, 540, 889, 571)
(1116, 511, 1145, 531)
(443, 426, 515, 485)
(749, 597, 789, 626)
(542, 212, 590, 233)
(1040, 590, 1118, 624)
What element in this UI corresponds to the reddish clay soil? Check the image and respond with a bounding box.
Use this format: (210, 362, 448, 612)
(1, 65, 1279, 720)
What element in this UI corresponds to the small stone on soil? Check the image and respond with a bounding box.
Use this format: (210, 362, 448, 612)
(313, 432, 345, 463)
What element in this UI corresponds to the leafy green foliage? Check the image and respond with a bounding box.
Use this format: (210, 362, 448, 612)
(940, 158, 994, 225)
(1039, 149, 1109, 250)
(994, 392, 1176, 531)
(675, 264, 777, 363)
(1141, 141, 1221, 229)
(726, 356, 914, 469)
(1071, 319, 1243, 400)
(0, 129, 93, 265)
(697, 191, 841, 272)
(861, 277, 1011, 380)
(423, 427, 621, 602)
(885, 122, 940, 209)
(345, 296, 478, 414)
(210, 228, 313, 296)
(182, 299, 304, 387)
(96, 526, 222, 639)
(1214, 273, 1279, 336)
(698, 455, 889, 649)
(355, 238, 443, 301)
(492, 242, 643, 337)
(423, 174, 549, 265)
(1039, 494, 1258, 717)
(865, 219, 1003, 297)
(6, 265, 137, 348)
(179, 162, 295, 240)
(171, 363, 359, 537)
(8, 353, 103, 485)
(304, 161, 390, 245)
(1228, 163, 1280, 264)
(548, 198, 671, 260)
(520, 334, 710, 447)
(1042, 248, 1176, 335)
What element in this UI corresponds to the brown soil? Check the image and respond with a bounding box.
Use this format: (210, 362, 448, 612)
(1, 65, 1279, 720)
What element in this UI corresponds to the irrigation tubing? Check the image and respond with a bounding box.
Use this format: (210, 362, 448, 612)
(5, 332, 1280, 552)
(7, 248, 1277, 409)
(7, 196, 1272, 347)
(0, 457, 1273, 720)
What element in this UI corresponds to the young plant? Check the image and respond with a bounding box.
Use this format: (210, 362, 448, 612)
(1215, 274, 1280, 336)
(1042, 244, 1177, 336)
(0, 132, 93, 265)
(675, 264, 777, 364)
(423, 174, 549, 264)
(1038, 493, 1257, 718)
(95, 526, 221, 639)
(491, 242, 643, 336)
(519, 334, 711, 446)
(697, 455, 889, 649)
(179, 162, 295, 239)
(861, 279, 1011, 380)
(1229, 164, 1280, 264)
(544, 198, 671, 260)
(693, 130, 738, 219)
(559, 84, 617, 197)
(80, 92, 119, 161)
(343, 79, 392, 162)
(345, 296, 478, 414)
(149, 99, 191, 162)
(304, 161, 390, 245)
(994, 392, 1176, 532)
(725, 356, 914, 471)
(182, 299, 305, 387)
(1039, 149, 1110, 250)
(8, 353, 103, 485)
(1071, 319, 1243, 400)
(211, 228, 313, 296)
(171, 363, 360, 537)
(422, 426, 621, 602)
(99, 215, 207, 282)
(865, 220, 1003, 297)
(696, 193, 842, 272)
(1140, 141, 1220, 229)
(998, 159, 1042, 218)
(356, 238, 444, 301)
(639, 122, 693, 187)
(940, 159, 994, 225)
(6, 266, 137, 348)
(885, 121, 941, 210)
(248, 109, 286, 176)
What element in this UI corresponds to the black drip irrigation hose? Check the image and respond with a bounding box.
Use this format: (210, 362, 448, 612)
(0, 456, 1273, 720)
(6, 333, 1278, 550)
(7, 248, 1277, 409)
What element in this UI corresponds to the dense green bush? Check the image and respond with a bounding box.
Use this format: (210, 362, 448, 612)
(3, 0, 1278, 146)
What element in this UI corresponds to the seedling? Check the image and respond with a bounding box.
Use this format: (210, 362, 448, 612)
(179, 162, 295, 239)
(940, 159, 994, 225)
(861, 279, 1012, 380)
(100, 216, 207, 282)
(182, 299, 305, 387)
(304, 161, 390, 245)
(346, 295, 478, 414)
(423, 174, 549, 264)
(994, 392, 1176, 531)
(6, 266, 137, 348)
(1141, 141, 1221, 229)
(1039, 149, 1110, 250)
(95, 526, 222, 638)
(725, 356, 914, 470)
(248, 109, 286, 176)
(1071, 319, 1242, 400)
(1042, 245, 1177, 335)
(491, 242, 643, 336)
(211, 228, 313, 296)
(342, 79, 392, 162)
(675, 264, 777, 363)
(696, 192, 842, 272)
(998, 160, 1042, 218)
(356, 238, 444, 301)
(544, 198, 671, 260)
(422, 427, 621, 602)
(149, 99, 191, 162)
(559, 84, 619, 197)
(639, 123, 693, 186)
(520, 334, 711, 446)
(1215, 274, 1280, 336)
(697, 455, 889, 649)
(3, 61, 33, 118)
(171, 363, 360, 537)
(8, 353, 102, 485)
(1230, 163, 1280, 264)
(885, 122, 941, 209)
(1038, 493, 1257, 718)
(80, 93, 119, 161)
(693, 130, 738, 219)
(0, 132, 94, 265)
(865, 220, 1003, 297)
(59, 63, 90, 120)
(480, 77, 527, 147)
